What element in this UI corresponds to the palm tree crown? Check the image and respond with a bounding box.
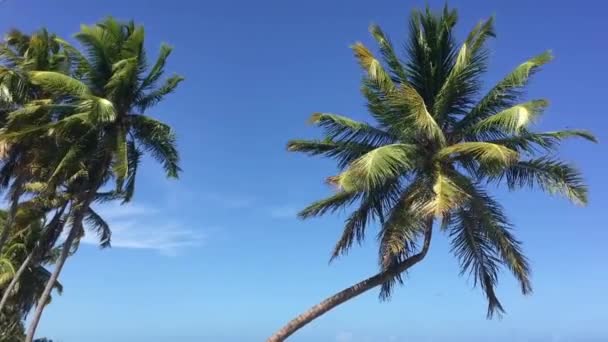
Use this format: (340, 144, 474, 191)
(288, 6, 595, 317)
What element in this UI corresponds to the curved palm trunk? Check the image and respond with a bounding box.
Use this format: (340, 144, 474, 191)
(24, 223, 79, 342)
(0, 202, 68, 315)
(0, 249, 34, 313)
(267, 222, 433, 342)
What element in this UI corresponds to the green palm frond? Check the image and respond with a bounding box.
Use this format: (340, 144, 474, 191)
(122, 141, 142, 203)
(287, 139, 377, 170)
(369, 24, 407, 81)
(298, 191, 361, 219)
(85, 208, 111, 248)
(76, 96, 116, 123)
(433, 17, 494, 120)
(422, 170, 469, 216)
(449, 205, 504, 318)
(29, 71, 90, 97)
(130, 115, 180, 178)
(459, 51, 553, 129)
(494, 157, 588, 205)
(487, 129, 597, 154)
(389, 84, 445, 143)
(438, 142, 518, 166)
(135, 74, 184, 111)
(331, 179, 402, 260)
(467, 100, 549, 136)
(112, 127, 129, 189)
(106, 57, 139, 100)
(351, 42, 395, 93)
(308, 112, 395, 146)
(0, 258, 16, 286)
(140, 44, 172, 90)
(336, 144, 417, 192)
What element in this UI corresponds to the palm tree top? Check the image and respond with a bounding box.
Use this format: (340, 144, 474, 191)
(288, 5, 595, 317)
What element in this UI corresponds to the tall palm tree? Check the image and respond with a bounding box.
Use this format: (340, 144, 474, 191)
(269, 6, 595, 341)
(0, 18, 183, 341)
(0, 28, 70, 255)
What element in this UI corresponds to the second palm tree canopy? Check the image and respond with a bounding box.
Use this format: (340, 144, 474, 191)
(272, 5, 596, 341)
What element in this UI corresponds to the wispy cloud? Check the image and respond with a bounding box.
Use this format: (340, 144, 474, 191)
(82, 202, 205, 256)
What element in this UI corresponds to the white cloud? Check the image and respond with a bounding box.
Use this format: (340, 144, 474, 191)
(81, 202, 205, 256)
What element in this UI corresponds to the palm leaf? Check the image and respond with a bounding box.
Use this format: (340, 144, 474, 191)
(85, 208, 111, 248)
(467, 100, 549, 135)
(351, 42, 395, 93)
(336, 144, 416, 192)
(29, 71, 90, 97)
(495, 157, 588, 205)
(130, 115, 180, 178)
(308, 112, 395, 146)
(287, 139, 377, 170)
(438, 142, 518, 166)
(459, 51, 553, 129)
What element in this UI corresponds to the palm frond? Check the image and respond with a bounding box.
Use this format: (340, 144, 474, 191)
(112, 126, 128, 189)
(388, 84, 445, 144)
(422, 170, 469, 216)
(467, 100, 549, 136)
(85, 208, 111, 248)
(122, 140, 142, 203)
(438, 142, 518, 166)
(335, 144, 416, 192)
(135, 75, 183, 112)
(140, 43, 172, 90)
(486, 129, 597, 154)
(369, 24, 407, 82)
(458, 51, 553, 130)
(287, 139, 377, 170)
(351, 42, 395, 93)
(298, 191, 361, 219)
(308, 112, 395, 146)
(130, 115, 180, 178)
(490, 157, 588, 205)
(449, 204, 505, 318)
(29, 71, 90, 97)
(433, 17, 494, 120)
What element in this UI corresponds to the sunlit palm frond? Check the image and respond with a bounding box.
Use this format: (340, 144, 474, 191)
(369, 24, 406, 82)
(351, 42, 395, 94)
(336, 144, 417, 192)
(459, 51, 553, 130)
(438, 142, 518, 167)
(466, 100, 549, 137)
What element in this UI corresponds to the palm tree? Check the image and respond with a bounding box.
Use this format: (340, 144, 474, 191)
(269, 6, 595, 341)
(0, 18, 183, 341)
(0, 209, 62, 341)
(0, 28, 70, 255)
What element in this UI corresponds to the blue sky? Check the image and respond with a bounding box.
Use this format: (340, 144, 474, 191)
(2, 0, 608, 341)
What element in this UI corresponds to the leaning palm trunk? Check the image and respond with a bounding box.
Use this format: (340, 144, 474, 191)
(0, 202, 68, 314)
(267, 224, 432, 342)
(0, 250, 34, 313)
(24, 222, 78, 342)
